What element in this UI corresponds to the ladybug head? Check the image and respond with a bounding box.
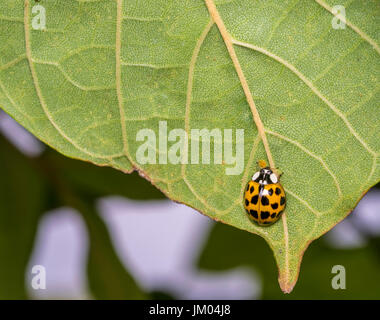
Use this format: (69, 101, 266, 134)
(252, 167, 278, 184)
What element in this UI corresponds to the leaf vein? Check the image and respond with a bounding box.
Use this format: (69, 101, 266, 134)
(314, 0, 380, 54)
(116, 0, 129, 158)
(263, 0, 301, 47)
(265, 129, 342, 198)
(232, 39, 378, 157)
(24, 0, 116, 160)
(182, 19, 216, 211)
(0, 55, 27, 72)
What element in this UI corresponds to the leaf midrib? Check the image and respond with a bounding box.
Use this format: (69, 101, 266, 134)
(203, 0, 292, 289)
(203, 0, 379, 292)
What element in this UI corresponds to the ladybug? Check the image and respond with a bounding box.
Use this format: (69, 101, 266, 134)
(244, 166, 286, 226)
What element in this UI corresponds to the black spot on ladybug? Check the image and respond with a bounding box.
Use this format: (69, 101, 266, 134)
(271, 203, 278, 210)
(250, 210, 258, 219)
(246, 184, 250, 191)
(275, 187, 281, 195)
(280, 196, 286, 205)
(261, 211, 270, 219)
(251, 195, 259, 205)
(271, 212, 276, 218)
(268, 188, 273, 196)
(245, 199, 249, 207)
(250, 186, 254, 193)
(261, 196, 269, 206)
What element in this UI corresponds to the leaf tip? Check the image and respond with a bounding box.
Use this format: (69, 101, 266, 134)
(278, 276, 296, 294)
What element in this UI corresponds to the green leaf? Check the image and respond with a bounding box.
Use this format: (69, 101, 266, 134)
(0, 133, 47, 299)
(0, 0, 379, 292)
(198, 222, 380, 299)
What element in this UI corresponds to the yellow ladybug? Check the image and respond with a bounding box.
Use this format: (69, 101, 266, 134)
(244, 166, 286, 226)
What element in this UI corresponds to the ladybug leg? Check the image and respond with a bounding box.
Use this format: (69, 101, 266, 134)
(275, 167, 283, 177)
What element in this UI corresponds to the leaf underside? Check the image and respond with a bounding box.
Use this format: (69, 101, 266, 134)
(0, 0, 379, 292)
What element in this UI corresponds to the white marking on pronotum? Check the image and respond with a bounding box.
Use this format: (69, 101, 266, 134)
(252, 171, 260, 180)
(270, 173, 278, 183)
